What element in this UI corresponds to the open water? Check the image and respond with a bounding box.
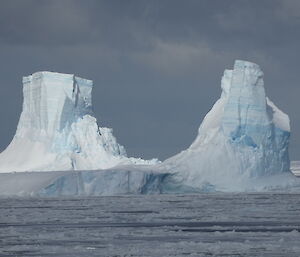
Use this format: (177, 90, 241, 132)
(1, 193, 300, 256)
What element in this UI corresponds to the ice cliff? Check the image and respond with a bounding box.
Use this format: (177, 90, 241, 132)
(162, 60, 292, 191)
(0, 72, 158, 172)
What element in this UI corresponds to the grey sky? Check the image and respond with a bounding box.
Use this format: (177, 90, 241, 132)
(0, 0, 300, 160)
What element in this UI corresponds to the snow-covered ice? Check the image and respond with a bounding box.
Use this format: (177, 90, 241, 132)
(0, 72, 158, 172)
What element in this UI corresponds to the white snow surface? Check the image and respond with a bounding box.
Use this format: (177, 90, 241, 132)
(0, 71, 158, 172)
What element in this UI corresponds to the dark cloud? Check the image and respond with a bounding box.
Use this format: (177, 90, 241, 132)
(0, 0, 300, 160)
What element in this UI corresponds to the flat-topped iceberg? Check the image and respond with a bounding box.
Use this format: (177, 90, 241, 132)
(0, 72, 158, 172)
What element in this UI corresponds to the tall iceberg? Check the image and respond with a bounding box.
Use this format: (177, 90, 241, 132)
(0, 61, 297, 195)
(0, 72, 157, 172)
(162, 60, 291, 191)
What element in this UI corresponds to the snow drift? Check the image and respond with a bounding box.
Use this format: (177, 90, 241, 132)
(0, 72, 158, 172)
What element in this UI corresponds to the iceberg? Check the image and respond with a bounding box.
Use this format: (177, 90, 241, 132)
(0, 72, 158, 172)
(0, 61, 298, 196)
(161, 60, 294, 191)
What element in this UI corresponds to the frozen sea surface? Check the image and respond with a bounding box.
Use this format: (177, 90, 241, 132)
(1, 194, 300, 256)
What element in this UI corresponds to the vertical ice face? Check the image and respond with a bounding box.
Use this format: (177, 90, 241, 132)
(163, 60, 291, 190)
(220, 61, 290, 176)
(0, 72, 157, 172)
(222, 61, 269, 144)
(18, 72, 93, 139)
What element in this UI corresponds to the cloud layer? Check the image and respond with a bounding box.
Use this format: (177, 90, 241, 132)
(0, 0, 300, 160)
